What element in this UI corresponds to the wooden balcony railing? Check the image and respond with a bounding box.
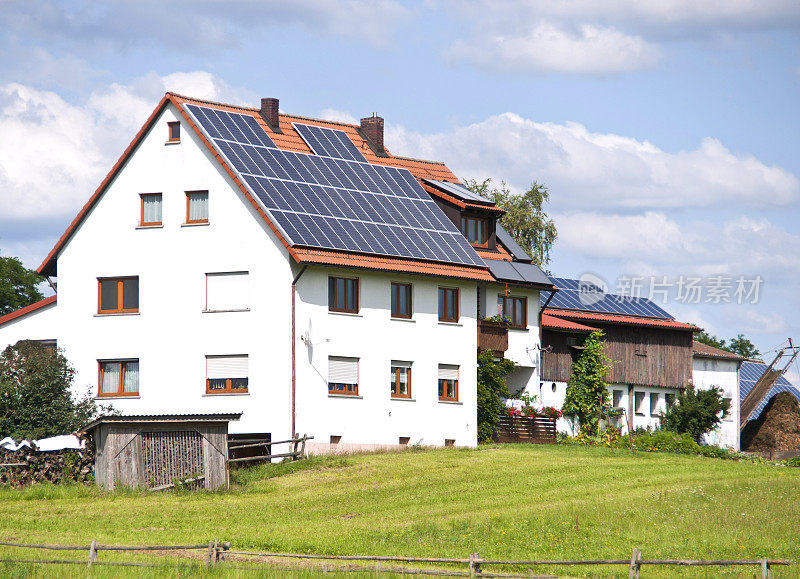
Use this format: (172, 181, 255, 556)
(493, 415, 557, 444)
(477, 319, 509, 353)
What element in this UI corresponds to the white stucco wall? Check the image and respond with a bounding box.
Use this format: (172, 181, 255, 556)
(0, 301, 60, 352)
(692, 357, 740, 450)
(295, 268, 478, 448)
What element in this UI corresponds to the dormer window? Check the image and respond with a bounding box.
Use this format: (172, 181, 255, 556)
(167, 121, 180, 143)
(461, 216, 488, 247)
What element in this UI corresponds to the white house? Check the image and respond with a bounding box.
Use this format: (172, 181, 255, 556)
(0, 93, 553, 451)
(691, 341, 742, 450)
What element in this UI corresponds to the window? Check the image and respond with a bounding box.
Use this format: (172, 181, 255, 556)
(391, 282, 412, 319)
(186, 191, 209, 224)
(206, 355, 248, 394)
(329, 356, 358, 396)
(650, 393, 660, 416)
(497, 295, 527, 328)
(634, 391, 646, 416)
(438, 364, 459, 401)
(140, 193, 162, 226)
(98, 360, 139, 397)
(205, 272, 249, 311)
(391, 361, 412, 399)
(167, 121, 180, 142)
(98, 277, 139, 314)
(438, 287, 459, 323)
(461, 216, 488, 247)
(329, 277, 359, 313)
(665, 393, 676, 409)
(612, 389, 623, 408)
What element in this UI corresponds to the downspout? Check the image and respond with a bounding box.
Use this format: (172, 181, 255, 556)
(291, 265, 308, 438)
(538, 287, 557, 350)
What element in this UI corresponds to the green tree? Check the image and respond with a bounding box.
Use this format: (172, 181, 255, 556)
(561, 331, 613, 436)
(0, 340, 102, 440)
(696, 331, 760, 359)
(660, 382, 730, 442)
(0, 254, 44, 315)
(477, 349, 516, 443)
(463, 179, 557, 267)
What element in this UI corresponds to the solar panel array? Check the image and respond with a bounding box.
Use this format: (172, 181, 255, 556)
(739, 360, 800, 421)
(186, 104, 275, 148)
(293, 123, 367, 162)
(184, 104, 484, 267)
(423, 179, 493, 205)
(542, 277, 675, 319)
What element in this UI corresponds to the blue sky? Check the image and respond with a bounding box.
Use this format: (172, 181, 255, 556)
(1, 0, 799, 369)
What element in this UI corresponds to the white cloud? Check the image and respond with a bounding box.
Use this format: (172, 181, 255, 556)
(317, 108, 359, 125)
(439, 0, 800, 73)
(0, 72, 253, 222)
(385, 113, 800, 209)
(446, 22, 659, 74)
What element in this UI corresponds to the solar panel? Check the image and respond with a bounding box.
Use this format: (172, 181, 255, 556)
(739, 360, 800, 420)
(184, 104, 484, 267)
(293, 123, 367, 162)
(542, 277, 675, 319)
(423, 179, 493, 205)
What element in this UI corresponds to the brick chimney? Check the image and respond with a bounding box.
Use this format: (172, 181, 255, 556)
(260, 97, 281, 133)
(360, 113, 385, 156)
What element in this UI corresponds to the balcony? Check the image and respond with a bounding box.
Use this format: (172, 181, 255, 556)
(477, 319, 509, 353)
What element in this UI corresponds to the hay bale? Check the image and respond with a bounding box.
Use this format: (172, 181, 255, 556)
(741, 392, 800, 452)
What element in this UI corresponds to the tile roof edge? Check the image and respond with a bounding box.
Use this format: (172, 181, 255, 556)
(545, 308, 699, 330)
(391, 154, 448, 167)
(0, 295, 57, 327)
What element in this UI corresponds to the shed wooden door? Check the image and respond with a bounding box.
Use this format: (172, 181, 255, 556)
(140, 430, 205, 487)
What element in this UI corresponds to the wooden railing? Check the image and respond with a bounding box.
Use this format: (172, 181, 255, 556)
(477, 319, 509, 353)
(227, 434, 312, 465)
(494, 415, 557, 444)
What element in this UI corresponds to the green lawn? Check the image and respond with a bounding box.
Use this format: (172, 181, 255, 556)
(0, 444, 798, 577)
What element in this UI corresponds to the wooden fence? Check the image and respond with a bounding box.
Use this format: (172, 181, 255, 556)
(227, 434, 312, 465)
(493, 415, 557, 444)
(0, 541, 789, 577)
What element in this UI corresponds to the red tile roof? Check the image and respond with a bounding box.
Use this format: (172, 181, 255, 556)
(541, 313, 597, 332)
(37, 93, 499, 281)
(692, 340, 744, 360)
(544, 309, 699, 331)
(0, 296, 57, 327)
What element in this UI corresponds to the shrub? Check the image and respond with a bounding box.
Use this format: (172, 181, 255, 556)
(561, 331, 613, 436)
(477, 350, 516, 443)
(660, 382, 730, 442)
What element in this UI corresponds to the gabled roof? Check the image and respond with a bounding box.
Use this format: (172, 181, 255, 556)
(38, 93, 500, 283)
(692, 340, 744, 361)
(0, 296, 57, 327)
(544, 309, 698, 331)
(541, 312, 597, 332)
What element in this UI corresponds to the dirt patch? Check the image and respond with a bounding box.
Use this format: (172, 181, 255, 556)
(338, 513, 360, 519)
(742, 392, 800, 452)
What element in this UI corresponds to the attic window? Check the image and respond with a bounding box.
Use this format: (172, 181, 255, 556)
(167, 122, 180, 143)
(461, 216, 488, 247)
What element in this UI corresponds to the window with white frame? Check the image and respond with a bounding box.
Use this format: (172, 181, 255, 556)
(206, 355, 248, 394)
(650, 393, 660, 416)
(634, 391, 646, 416)
(329, 356, 359, 396)
(438, 364, 459, 401)
(205, 272, 249, 311)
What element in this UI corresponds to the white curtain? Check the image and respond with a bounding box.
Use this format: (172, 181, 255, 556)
(187, 191, 208, 222)
(101, 362, 119, 393)
(142, 194, 161, 223)
(123, 361, 139, 393)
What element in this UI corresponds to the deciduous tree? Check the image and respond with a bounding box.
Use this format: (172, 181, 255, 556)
(0, 254, 44, 316)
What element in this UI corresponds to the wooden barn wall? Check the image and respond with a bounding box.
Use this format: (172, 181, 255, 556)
(541, 324, 693, 388)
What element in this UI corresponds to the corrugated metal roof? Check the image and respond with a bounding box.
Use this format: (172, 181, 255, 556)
(81, 413, 242, 431)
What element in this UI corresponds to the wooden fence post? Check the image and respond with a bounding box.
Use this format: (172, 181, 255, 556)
(87, 540, 98, 568)
(761, 558, 770, 579)
(206, 540, 214, 566)
(628, 547, 641, 579)
(469, 552, 482, 576)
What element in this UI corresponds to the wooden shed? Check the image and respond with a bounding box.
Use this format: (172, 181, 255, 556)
(81, 413, 241, 490)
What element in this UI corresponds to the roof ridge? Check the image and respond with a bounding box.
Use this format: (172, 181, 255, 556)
(168, 92, 258, 113)
(392, 154, 448, 167)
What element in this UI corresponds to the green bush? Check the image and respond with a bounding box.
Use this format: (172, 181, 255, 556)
(660, 382, 730, 442)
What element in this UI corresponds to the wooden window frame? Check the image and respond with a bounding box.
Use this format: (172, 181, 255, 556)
(97, 360, 139, 398)
(328, 382, 359, 396)
(438, 287, 459, 323)
(167, 121, 181, 142)
(461, 216, 489, 248)
(205, 377, 249, 395)
(438, 378, 459, 402)
(328, 276, 359, 314)
(390, 364, 412, 399)
(390, 282, 412, 319)
(97, 277, 139, 314)
(186, 190, 209, 224)
(139, 193, 162, 226)
(498, 295, 527, 328)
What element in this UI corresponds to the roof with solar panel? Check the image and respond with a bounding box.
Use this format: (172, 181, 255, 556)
(740, 360, 800, 421)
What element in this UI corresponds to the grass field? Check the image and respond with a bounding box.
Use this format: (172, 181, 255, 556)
(1, 444, 798, 577)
